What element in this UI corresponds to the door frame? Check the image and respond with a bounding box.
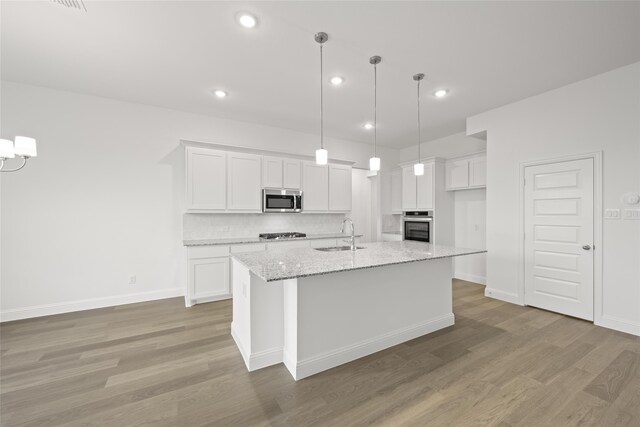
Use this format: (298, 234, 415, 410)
(518, 151, 603, 323)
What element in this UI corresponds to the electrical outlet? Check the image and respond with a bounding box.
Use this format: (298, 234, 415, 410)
(129, 275, 137, 285)
(605, 209, 621, 219)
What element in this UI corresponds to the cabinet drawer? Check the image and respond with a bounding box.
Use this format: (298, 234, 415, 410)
(187, 245, 230, 259)
(231, 243, 267, 253)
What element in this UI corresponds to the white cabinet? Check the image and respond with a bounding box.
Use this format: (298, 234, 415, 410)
(402, 162, 433, 211)
(227, 152, 262, 211)
(187, 245, 231, 304)
(263, 157, 301, 189)
(283, 159, 301, 189)
(329, 164, 352, 212)
(402, 166, 417, 211)
(302, 161, 329, 211)
(262, 156, 284, 189)
(391, 171, 402, 214)
(445, 153, 486, 191)
(417, 163, 434, 210)
(186, 147, 226, 211)
(469, 156, 487, 188)
(446, 160, 469, 190)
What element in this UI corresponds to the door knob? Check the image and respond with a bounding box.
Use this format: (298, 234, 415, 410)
(582, 245, 592, 250)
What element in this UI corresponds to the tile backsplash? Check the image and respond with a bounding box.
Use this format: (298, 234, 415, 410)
(183, 213, 347, 240)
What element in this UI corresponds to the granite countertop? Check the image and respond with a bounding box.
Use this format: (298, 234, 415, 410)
(231, 241, 487, 282)
(183, 233, 362, 247)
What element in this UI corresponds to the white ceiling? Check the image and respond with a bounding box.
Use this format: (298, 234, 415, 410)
(2, 1, 639, 149)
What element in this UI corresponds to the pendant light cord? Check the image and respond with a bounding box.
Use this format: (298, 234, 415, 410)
(320, 43, 324, 150)
(417, 78, 421, 162)
(374, 62, 377, 157)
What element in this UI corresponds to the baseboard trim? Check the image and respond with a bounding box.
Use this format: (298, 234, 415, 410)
(231, 323, 283, 371)
(597, 315, 640, 337)
(485, 287, 523, 305)
(231, 323, 250, 370)
(0, 288, 184, 322)
(454, 272, 486, 285)
(291, 313, 455, 381)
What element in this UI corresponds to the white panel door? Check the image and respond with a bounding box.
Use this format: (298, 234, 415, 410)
(402, 166, 417, 211)
(469, 156, 487, 188)
(186, 147, 226, 210)
(446, 160, 469, 190)
(227, 153, 262, 211)
(417, 163, 434, 210)
(262, 156, 283, 188)
(329, 164, 352, 211)
(524, 158, 594, 320)
(302, 161, 328, 211)
(283, 159, 302, 189)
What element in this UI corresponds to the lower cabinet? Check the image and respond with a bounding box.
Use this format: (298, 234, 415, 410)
(186, 245, 231, 305)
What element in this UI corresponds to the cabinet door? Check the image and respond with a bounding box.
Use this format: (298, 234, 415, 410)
(227, 153, 262, 211)
(329, 164, 352, 211)
(262, 156, 283, 189)
(302, 161, 329, 211)
(446, 160, 469, 190)
(391, 171, 402, 214)
(186, 147, 226, 210)
(417, 163, 434, 210)
(402, 166, 417, 211)
(469, 156, 487, 188)
(188, 256, 230, 301)
(283, 159, 302, 189)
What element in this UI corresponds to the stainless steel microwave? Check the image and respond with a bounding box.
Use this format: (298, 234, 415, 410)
(262, 189, 303, 213)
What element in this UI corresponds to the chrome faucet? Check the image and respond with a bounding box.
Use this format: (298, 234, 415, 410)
(341, 217, 356, 251)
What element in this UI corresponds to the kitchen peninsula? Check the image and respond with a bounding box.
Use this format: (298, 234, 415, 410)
(231, 241, 486, 380)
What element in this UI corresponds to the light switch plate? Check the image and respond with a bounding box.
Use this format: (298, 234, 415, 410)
(623, 209, 640, 220)
(605, 209, 621, 219)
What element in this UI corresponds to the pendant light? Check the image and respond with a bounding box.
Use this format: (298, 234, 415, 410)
(369, 56, 381, 172)
(413, 73, 425, 176)
(315, 32, 329, 165)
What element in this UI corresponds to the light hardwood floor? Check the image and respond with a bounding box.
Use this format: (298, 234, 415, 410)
(1, 280, 639, 426)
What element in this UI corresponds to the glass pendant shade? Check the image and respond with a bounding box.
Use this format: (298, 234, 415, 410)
(0, 139, 15, 158)
(369, 156, 381, 171)
(14, 136, 37, 157)
(315, 148, 328, 165)
(414, 162, 424, 176)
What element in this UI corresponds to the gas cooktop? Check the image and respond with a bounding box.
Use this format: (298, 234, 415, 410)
(259, 232, 307, 240)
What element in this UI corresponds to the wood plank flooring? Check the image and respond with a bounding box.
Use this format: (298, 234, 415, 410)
(1, 280, 639, 426)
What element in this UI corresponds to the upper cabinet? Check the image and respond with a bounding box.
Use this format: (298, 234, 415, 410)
(263, 157, 301, 189)
(402, 161, 434, 211)
(445, 153, 486, 191)
(329, 164, 352, 212)
(391, 171, 402, 214)
(184, 143, 352, 213)
(283, 159, 302, 189)
(186, 147, 227, 211)
(302, 161, 329, 211)
(227, 152, 262, 211)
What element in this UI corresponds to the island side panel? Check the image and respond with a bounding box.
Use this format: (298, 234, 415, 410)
(284, 257, 454, 380)
(231, 258, 284, 371)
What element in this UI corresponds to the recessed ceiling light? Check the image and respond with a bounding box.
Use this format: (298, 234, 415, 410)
(237, 13, 257, 28)
(213, 90, 228, 98)
(434, 89, 449, 98)
(363, 122, 374, 130)
(330, 76, 344, 85)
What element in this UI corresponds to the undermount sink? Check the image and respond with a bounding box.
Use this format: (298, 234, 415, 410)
(315, 246, 365, 252)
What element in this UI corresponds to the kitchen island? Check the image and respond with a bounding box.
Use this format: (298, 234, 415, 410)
(230, 241, 485, 380)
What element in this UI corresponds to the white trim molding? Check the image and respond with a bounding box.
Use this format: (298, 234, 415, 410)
(597, 315, 640, 337)
(484, 288, 523, 305)
(0, 288, 184, 322)
(454, 272, 486, 285)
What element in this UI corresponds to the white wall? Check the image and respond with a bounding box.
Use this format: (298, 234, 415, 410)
(467, 62, 640, 336)
(454, 189, 487, 284)
(0, 82, 399, 320)
(398, 132, 486, 163)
